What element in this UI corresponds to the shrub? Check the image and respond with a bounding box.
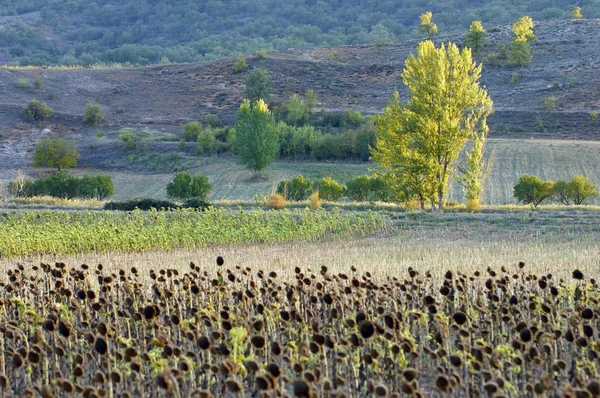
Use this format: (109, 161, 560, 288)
(76, 175, 115, 200)
(313, 177, 345, 201)
(182, 197, 211, 210)
(245, 68, 272, 102)
(541, 96, 557, 112)
(590, 111, 598, 120)
(232, 55, 248, 73)
(31, 172, 80, 199)
(342, 109, 364, 127)
(266, 193, 286, 209)
(276, 175, 312, 201)
(346, 174, 391, 202)
(513, 174, 554, 207)
(183, 121, 202, 142)
(104, 199, 180, 211)
(83, 103, 105, 125)
(279, 124, 319, 158)
(33, 138, 79, 171)
(24, 100, 53, 122)
(8, 179, 34, 198)
(355, 125, 376, 161)
(312, 132, 356, 160)
(319, 112, 343, 128)
(204, 114, 222, 128)
(166, 172, 212, 201)
(16, 79, 29, 88)
(120, 133, 142, 150)
(197, 128, 216, 155)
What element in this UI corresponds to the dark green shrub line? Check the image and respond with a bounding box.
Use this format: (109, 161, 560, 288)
(277, 174, 392, 202)
(103, 198, 210, 211)
(9, 172, 114, 200)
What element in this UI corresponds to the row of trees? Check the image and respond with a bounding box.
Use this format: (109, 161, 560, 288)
(513, 174, 598, 207)
(8, 172, 114, 200)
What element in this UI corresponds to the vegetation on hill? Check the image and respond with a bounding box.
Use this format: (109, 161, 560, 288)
(0, 0, 598, 65)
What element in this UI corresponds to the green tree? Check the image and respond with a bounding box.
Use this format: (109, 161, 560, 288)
(24, 99, 53, 122)
(33, 138, 80, 171)
(372, 91, 435, 209)
(166, 172, 212, 201)
(419, 11, 438, 40)
(183, 121, 202, 142)
(245, 68, 272, 102)
(456, 126, 490, 210)
(233, 99, 279, 173)
(398, 41, 493, 210)
(313, 177, 345, 201)
(513, 174, 554, 207)
(464, 21, 486, 54)
(232, 55, 248, 73)
(567, 175, 598, 205)
(276, 175, 312, 201)
(572, 7, 582, 21)
(77, 175, 115, 200)
(370, 23, 395, 51)
(513, 16, 536, 42)
(286, 94, 310, 126)
(83, 103, 105, 125)
(507, 40, 532, 67)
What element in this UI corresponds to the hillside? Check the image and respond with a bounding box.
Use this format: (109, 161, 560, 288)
(0, 0, 598, 66)
(1, 20, 600, 203)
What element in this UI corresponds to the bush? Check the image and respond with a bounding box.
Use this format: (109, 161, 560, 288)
(232, 55, 248, 73)
(309, 191, 321, 209)
(31, 172, 80, 199)
(313, 177, 345, 201)
(276, 175, 312, 201)
(16, 79, 29, 88)
(76, 175, 115, 200)
(24, 99, 53, 122)
(245, 68, 272, 102)
(513, 174, 554, 207)
(266, 193, 286, 209)
(182, 197, 211, 210)
(83, 103, 105, 125)
(197, 128, 216, 155)
(183, 121, 202, 142)
(355, 125, 376, 161)
(8, 179, 34, 198)
(312, 132, 356, 160)
(166, 172, 212, 201)
(554, 176, 598, 205)
(204, 114, 222, 128)
(104, 199, 180, 211)
(279, 124, 318, 159)
(319, 112, 343, 128)
(342, 109, 364, 127)
(346, 175, 391, 202)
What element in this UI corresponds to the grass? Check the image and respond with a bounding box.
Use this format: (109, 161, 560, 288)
(0, 207, 385, 257)
(5, 196, 105, 208)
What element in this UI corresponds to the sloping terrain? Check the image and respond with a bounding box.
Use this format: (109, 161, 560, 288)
(0, 20, 599, 188)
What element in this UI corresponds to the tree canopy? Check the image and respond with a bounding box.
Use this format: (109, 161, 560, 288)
(373, 41, 493, 210)
(33, 138, 80, 171)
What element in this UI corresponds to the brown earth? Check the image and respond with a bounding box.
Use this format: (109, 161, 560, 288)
(0, 19, 599, 174)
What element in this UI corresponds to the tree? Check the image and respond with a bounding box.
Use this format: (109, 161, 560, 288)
(567, 175, 597, 205)
(313, 177, 345, 201)
(166, 172, 212, 201)
(513, 16, 535, 42)
(513, 174, 554, 207)
(276, 175, 312, 201)
(464, 21, 486, 54)
(419, 12, 438, 40)
(399, 41, 493, 210)
(24, 99, 53, 122)
(232, 55, 248, 73)
(77, 175, 115, 200)
(572, 7, 582, 21)
(370, 23, 395, 51)
(245, 68, 272, 102)
(286, 94, 310, 126)
(83, 103, 105, 125)
(233, 99, 279, 174)
(456, 126, 490, 211)
(372, 91, 436, 209)
(33, 138, 80, 171)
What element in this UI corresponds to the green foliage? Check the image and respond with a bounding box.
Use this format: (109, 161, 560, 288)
(573, 6, 583, 20)
(342, 109, 364, 127)
(16, 78, 28, 88)
(120, 132, 143, 150)
(312, 132, 356, 160)
(286, 94, 311, 127)
(232, 55, 248, 73)
(24, 99, 52, 122)
(166, 172, 212, 201)
(355, 124, 376, 161)
(30, 172, 80, 199)
(464, 21, 486, 54)
(370, 23, 395, 50)
(507, 40, 532, 67)
(419, 11, 438, 39)
(278, 124, 319, 158)
(83, 103, 105, 125)
(542, 96, 557, 112)
(0, 208, 384, 257)
(513, 16, 536, 42)
(554, 176, 598, 205)
(33, 138, 79, 171)
(276, 175, 313, 201)
(313, 177, 345, 201)
(346, 175, 390, 202)
(233, 99, 279, 172)
(197, 128, 216, 155)
(33, 76, 42, 89)
(76, 175, 115, 200)
(204, 114, 222, 128)
(456, 129, 489, 204)
(373, 41, 493, 210)
(183, 121, 202, 142)
(513, 174, 554, 207)
(244, 68, 272, 102)
(590, 111, 598, 120)
(509, 72, 521, 84)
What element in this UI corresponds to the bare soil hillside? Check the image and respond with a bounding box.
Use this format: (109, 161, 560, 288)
(0, 20, 599, 173)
